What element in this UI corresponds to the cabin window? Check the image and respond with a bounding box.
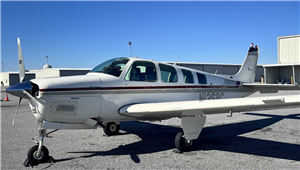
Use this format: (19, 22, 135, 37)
(159, 64, 178, 83)
(125, 61, 157, 82)
(90, 57, 130, 77)
(181, 69, 194, 84)
(196, 72, 207, 84)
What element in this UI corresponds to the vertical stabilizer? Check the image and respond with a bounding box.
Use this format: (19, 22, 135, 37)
(232, 43, 259, 83)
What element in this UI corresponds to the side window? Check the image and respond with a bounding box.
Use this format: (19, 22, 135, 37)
(182, 69, 194, 84)
(159, 64, 178, 83)
(196, 72, 207, 84)
(125, 61, 157, 82)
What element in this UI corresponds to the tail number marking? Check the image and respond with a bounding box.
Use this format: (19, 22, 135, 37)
(199, 92, 224, 100)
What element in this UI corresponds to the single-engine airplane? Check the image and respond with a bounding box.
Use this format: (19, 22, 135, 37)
(5, 38, 300, 165)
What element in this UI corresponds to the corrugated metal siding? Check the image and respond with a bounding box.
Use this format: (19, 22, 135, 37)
(24, 74, 35, 82)
(264, 65, 300, 84)
(278, 35, 300, 63)
(204, 65, 224, 74)
(8, 74, 19, 86)
(279, 66, 293, 83)
(36, 69, 60, 78)
(295, 66, 300, 84)
(60, 70, 90, 77)
(175, 63, 262, 82)
(222, 66, 240, 75)
(265, 67, 279, 84)
(255, 66, 264, 82)
(177, 64, 204, 71)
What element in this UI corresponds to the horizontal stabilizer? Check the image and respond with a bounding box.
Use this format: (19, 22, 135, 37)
(243, 83, 300, 93)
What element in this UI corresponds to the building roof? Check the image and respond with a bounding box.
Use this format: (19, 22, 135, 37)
(2, 72, 36, 74)
(263, 63, 300, 67)
(39, 68, 92, 71)
(167, 62, 263, 67)
(278, 34, 300, 39)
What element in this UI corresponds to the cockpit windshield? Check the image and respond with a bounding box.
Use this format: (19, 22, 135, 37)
(90, 57, 130, 77)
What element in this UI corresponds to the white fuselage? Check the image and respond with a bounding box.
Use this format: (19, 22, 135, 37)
(29, 58, 255, 125)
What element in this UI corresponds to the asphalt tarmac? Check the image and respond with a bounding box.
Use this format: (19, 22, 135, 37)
(1, 86, 299, 170)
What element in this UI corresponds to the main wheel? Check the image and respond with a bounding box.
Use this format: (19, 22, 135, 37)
(104, 122, 120, 136)
(174, 132, 194, 152)
(27, 145, 50, 164)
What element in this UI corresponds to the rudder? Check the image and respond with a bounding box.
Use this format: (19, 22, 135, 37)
(232, 43, 259, 83)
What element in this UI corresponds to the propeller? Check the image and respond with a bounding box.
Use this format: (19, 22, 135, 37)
(18, 37, 26, 83)
(12, 37, 26, 125)
(12, 98, 22, 125)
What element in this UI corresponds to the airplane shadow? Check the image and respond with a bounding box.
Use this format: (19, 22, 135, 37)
(56, 113, 300, 164)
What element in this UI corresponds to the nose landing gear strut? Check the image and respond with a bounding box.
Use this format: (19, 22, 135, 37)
(24, 128, 57, 167)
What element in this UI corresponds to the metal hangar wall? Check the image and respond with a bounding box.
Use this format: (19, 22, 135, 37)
(264, 34, 300, 84)
(0, 72, 36, 86)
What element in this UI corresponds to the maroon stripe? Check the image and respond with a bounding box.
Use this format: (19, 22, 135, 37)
(39, 85, 239, 92)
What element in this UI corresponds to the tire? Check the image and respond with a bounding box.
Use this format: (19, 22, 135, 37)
(27, 145, 50, 164)
(174, 132, 194, 152)
(103, 122, 120, 136)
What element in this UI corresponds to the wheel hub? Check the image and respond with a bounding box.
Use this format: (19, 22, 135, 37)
(33, 151, 44, 160)
(185, 140, 193, 146)
(110, 124, 117, 132)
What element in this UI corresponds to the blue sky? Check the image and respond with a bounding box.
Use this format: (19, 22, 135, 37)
(1, 1, 299, 71)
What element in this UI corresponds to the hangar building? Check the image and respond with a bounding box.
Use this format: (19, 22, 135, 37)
(1, 64, 264, 86)
(168, 62, 264, 82)
(35, 68, 91, 79)
(0, 71, 36, 86)
(264, 35, 300, 84)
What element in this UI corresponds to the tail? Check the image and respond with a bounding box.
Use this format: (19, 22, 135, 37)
(232, 43, 259, 83)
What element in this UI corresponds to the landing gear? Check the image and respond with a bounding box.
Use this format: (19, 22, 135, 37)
(24, 127, 57, 167)
(174, 132, 194, 152)
(174, 115, 206, 153)
(103, 122, 120, 136)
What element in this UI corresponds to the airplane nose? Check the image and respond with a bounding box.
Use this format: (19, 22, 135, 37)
(5, 81, 32, 99)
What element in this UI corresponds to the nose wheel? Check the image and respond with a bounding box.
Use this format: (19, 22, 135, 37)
(103, 122, 120, 136)
(27, 145, 49, 164)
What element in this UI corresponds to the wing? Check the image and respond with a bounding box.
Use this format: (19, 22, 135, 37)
(243, 83, 300, 93)
(119, 95, 300, 119)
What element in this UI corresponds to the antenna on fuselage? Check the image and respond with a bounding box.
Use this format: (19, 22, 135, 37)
(128, 42, 132, 57)
(174, 55, 181, 65)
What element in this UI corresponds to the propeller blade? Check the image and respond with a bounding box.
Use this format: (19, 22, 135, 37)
(12, 97, 22, 126)
(17, 37, 25, 83)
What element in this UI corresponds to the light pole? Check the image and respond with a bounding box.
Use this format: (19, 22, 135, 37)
(2, 62, 4, 72)
(128, 42, 132, 57)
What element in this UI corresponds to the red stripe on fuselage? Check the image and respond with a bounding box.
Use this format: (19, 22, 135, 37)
(39, 85, 239, 92)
